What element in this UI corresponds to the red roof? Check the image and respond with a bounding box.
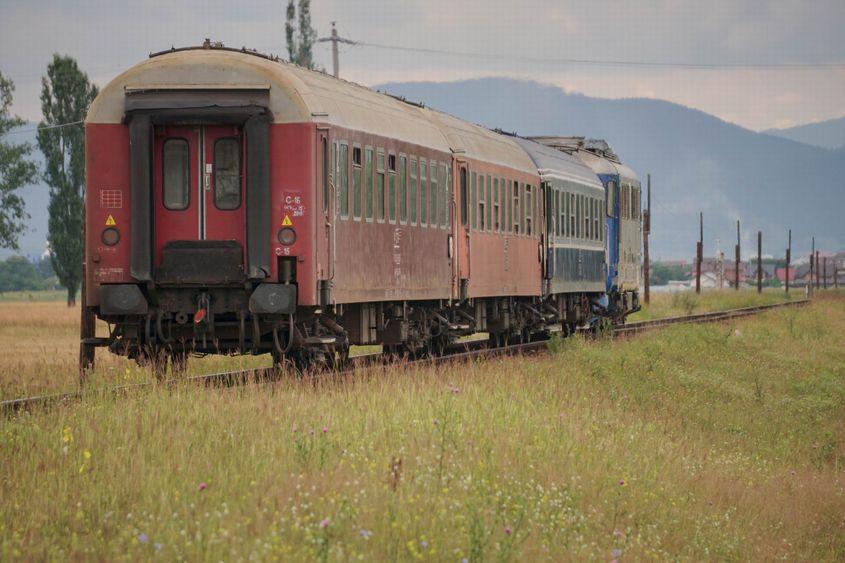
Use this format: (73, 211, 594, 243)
(776, 266, 797, 282)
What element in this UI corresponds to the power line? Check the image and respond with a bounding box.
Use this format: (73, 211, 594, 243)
(330, 40, 845, 71)
(2, 120, 84, 137)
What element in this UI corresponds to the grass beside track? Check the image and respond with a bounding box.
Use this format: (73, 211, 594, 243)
(0, 288, 805, 399)
(1, 291, 843, 560)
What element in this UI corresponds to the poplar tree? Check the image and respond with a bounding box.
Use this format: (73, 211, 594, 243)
(38, 55, 98, 306)
(0, 72, 38, 251)
(285, 0, 317, 70)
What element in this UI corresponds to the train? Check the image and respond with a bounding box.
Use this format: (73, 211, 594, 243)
(81, 43, 641, 374)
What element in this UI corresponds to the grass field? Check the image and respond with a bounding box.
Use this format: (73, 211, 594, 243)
(1, 291, 843, 560)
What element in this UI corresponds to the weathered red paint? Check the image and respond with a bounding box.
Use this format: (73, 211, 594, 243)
(84, 123, 132, 306)
(269, 123, 317, 305)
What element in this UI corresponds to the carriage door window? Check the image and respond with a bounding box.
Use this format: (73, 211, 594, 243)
(213, 138, 241, 210)
(163, 139, 189, 210)
(459, 167, 468, 226)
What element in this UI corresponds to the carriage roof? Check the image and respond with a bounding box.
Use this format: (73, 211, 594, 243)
(87, 46, 536, 174)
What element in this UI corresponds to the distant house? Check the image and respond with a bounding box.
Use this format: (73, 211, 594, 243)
(775, 266, 797, 283)
(693, 257, 747, 288)
(793, 263, 813, 286)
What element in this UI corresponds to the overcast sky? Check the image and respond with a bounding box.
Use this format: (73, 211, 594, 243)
(2, 0, 844, 131)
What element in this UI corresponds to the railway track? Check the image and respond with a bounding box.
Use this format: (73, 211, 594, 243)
(1, 298, 808, 416)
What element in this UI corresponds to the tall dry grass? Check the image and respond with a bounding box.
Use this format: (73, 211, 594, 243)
(0, 288, 800, 399)
(1, 292, 843, 560)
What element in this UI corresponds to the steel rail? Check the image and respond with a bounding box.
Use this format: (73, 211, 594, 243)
(0, 299, 808, 416)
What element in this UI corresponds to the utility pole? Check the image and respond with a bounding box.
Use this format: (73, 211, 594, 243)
(317, 22, 356, 78)
(757, 231, 763, 294)
(735, 220, 741, 290)
(643, 173, 651, 305)
(695, 212, 703, 294)
(816, 250, 820, 290)
(785, 229, 791, 295)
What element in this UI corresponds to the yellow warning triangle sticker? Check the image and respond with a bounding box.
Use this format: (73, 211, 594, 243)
(105, 214, 116, 226)
(281, 215, 293, 227)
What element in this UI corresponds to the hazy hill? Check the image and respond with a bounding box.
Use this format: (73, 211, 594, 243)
(378, 78, 844, 260)
(764, 116, 845, 150)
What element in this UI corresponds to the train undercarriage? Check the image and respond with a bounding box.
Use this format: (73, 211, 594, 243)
(85, 283, 639, 377)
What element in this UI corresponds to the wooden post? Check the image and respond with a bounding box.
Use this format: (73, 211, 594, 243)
(695, 212, 702, 294)
(785, 229, 791, 295)
(643, 173, 651, 305)
(816, 250, 820, 290)
(823, 257, 827, 290)
(809, 237, 814, 297)
(735, 220, 740, 290)
(757, 230, 762, 294)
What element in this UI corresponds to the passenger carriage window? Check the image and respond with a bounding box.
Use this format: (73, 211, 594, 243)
(575, 194, 581, 239)
(460, 167, 468, 226)
(633, 186, 640, 219)
(513, 182, 520, 234)
(486, 175, 493, 232)
(388, 154, 396, 223)
(493, 177, 500, 232)
(447, 166, 453, 227)
(622, 185, 629, 220)
(607, 181, 615, 217)
(599, 201, 607, 241)
(478, 174, 486, 231)
(163, 138, 190, 210)
(365, 148, 374, 220)
(505, 180, 511, 234)
(339, 144, 349, 218)
(322, 138, 328, 213)
(352, 146, 362, 219)
(555, 189, 561, 237)
(570, 193, 576, 238)
(562, 190, 568, 237)
(420, 160, 428, 225)
(410, 157, 418, 224)
(470, 171, 477, 230)
(439, 163, 448, 228)
(429, 163, 438, 228)
(330, 141, 336, 193)
(399, 155, 407, 223)
(499, 178, 506, 233)
(376, 150, 385, 221)
(584, 196, 591, 240)
(524, 185, 532, 236)
(213, 138, 242, 210)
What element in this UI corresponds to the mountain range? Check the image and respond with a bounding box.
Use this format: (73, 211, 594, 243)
(378, 78, 844, 260)
(764, 116, 845, 150)
(3, 80, 843, 262)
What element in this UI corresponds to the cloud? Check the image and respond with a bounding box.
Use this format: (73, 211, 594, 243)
(1, 0, 843, 130)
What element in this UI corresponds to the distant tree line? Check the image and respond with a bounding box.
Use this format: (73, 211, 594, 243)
(650, 262, 690, 286)
(0, 255, 58, 293)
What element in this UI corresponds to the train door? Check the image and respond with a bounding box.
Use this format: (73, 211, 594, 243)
(605, 177, 619, 291)
(153, 125, 201, 265)
(203, 126, 245, 243)
(455, 162, 470, 300)
(153, 125, 246, 271)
